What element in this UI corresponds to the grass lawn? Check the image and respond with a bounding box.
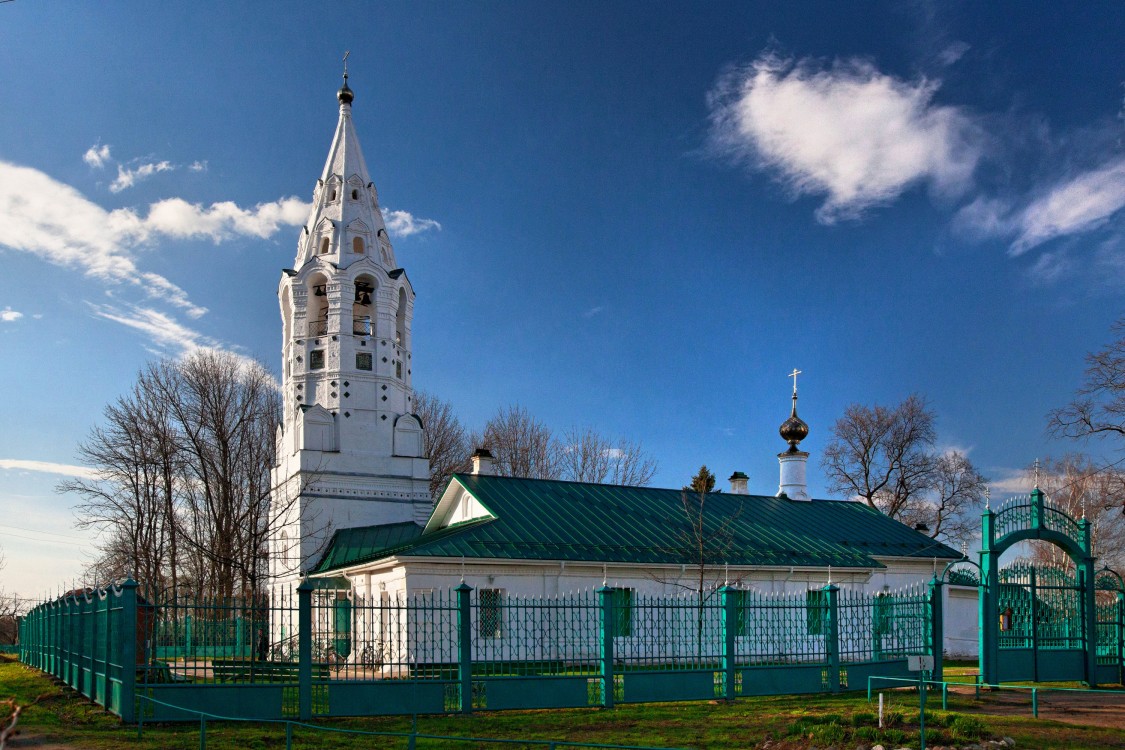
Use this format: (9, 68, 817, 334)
(2, 656, 1123, 749)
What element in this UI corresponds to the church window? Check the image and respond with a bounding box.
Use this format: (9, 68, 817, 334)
(805, 590, 828, 635)
(479, 589, 504, 638)
(395, 361, 402, 379)
(310, 350, 325, 370)
(356, 352, 372, 371)
(351, 189, 359, 200)
(320, 237, 330, 255)
(353, 236, 365, 254)
(279, 531, 289, 571)
(329, 188, 337, 201)
(613, 588, 634, 636)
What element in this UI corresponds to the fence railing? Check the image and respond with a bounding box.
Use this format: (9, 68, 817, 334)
(20, 579, 935, 723)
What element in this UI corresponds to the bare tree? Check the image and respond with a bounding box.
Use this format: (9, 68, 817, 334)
(822, 395, 986, 546)
(60, 379, 180, 598)
(822, 395, 937, 518)
(1028, 455, 1125, 570)
(558, 426, 658, 486)
(1049, 317, 1125, 448)
(60, 350, 282, 600)
(415, 391, 470, 499)
(479, 405, 561, 479)
(898, 451, 988, 546)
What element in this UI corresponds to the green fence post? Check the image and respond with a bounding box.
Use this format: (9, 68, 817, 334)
(185, 614, 193, 657)
(980, 505, 998, 686)
(929, 577, 944, 684)
(1079, 519, 1099, 688)
(119, 579, 138, 723)
(297, 579, 313, 721)
(598, 585, 616, 708)
(823, 583, 840, 693)
(88, 592, 98, 702)
(719, 585, 737, 701)
(1117, 593, 1124, 687)
(455, 582, 473, 715)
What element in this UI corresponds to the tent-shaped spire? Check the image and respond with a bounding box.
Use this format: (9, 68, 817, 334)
(294, 72, 395, 270)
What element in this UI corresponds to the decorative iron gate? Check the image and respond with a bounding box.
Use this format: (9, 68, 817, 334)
(979, 487, 1122, 686)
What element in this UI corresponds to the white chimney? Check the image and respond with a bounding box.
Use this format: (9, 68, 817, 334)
(471, 448, 494, 476)
(729, 471, 749, 495)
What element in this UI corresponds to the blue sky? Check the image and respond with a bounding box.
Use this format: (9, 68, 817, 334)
(1, 2, 1123, 594)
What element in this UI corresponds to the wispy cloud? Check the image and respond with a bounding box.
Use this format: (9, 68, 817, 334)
(0, 306, 23, 323)
(0, 160, 309, 319)
(382, 208, 442, 237)
(583, 305, 605, 318)
(110, 160, 174, 193)
(937, 41, 970, 67)
(955, 157, 1125, 256)
(189, 160, 208, 173)
(708, 53, 982, 222)
(0, 459, 99, 480)
(83, 143, 112, 169)
(89, 302, 213, 354)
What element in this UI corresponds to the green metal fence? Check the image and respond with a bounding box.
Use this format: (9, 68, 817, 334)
(21, 578, 935, 723)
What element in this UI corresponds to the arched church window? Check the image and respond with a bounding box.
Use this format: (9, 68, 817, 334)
(351, 189, 359, 200)
(280, 530, 289, 570)
(320, 237, 330, 255)
(353, 237, 365, 254)
(329, 188, 337, 201)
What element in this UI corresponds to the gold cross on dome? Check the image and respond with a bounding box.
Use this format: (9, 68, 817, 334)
(789, 368, 802, 395)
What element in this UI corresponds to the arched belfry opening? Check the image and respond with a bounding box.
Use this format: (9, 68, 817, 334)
(353, 274, 376, 337)
(308, 272, 330, 337)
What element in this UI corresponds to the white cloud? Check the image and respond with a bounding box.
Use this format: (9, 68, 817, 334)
(89, 302, 212, 354)
(382, 208, 442, 237)
(0, 459, 99, 480)
(109, 160, 174, 193)
(955, 158, 1125, 255)
(709, 54, 982, 222)
(0, 160, 309, 319)
(0, 306, 23, 322)
(189, 160, 208, 173)
(83, 144, 112, 169)
(937, 41, 971, 67)
(1011, 158, 1125, 255)
(583, 305, 605, 318)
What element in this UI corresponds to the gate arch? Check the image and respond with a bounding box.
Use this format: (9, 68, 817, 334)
(979, 487, 1104, 685)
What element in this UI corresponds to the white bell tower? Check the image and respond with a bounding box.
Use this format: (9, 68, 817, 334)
(270, 69, 431, 586)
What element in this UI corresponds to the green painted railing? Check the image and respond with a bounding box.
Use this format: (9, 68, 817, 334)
(22, 579, 936, 722)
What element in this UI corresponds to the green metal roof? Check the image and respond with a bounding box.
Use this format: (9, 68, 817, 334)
(312, 474, 961, 574)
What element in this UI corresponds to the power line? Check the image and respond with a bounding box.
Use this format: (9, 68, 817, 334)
(0, 530, 79, 546)
(0, 523, 86, 541)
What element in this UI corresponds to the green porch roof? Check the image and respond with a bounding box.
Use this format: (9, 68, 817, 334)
(312, 474, 961, 574)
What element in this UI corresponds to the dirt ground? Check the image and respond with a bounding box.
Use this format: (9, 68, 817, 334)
(950, 684, 1125, 729)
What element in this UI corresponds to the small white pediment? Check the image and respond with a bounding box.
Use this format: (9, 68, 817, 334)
(424, 478, 495, 533)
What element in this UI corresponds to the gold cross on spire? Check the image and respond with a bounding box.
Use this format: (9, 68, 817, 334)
(1033, 457, 1040, 489)
(789, 368, 802, 395)
(343, 49, 350, 78)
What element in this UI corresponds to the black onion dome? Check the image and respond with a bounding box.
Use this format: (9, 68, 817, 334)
(338, 74, 354, 105)
(779, 395, 809, 451)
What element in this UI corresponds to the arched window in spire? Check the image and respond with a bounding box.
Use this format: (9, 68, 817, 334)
(352, 236, 365, 254)
(319, 237, 330, 255)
